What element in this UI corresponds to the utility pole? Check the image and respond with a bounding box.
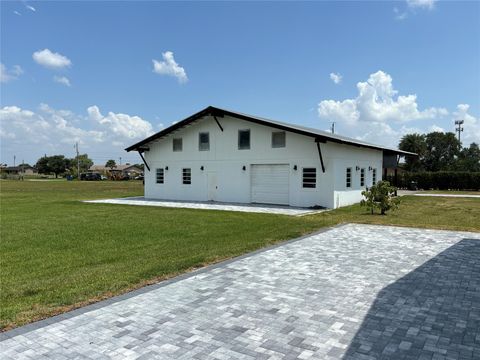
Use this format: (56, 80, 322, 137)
(75, 142, 80, 179)
(13, 155, 16, 167)
(455, 120, 464, 143)
(119, 157, 122, 166)
(331, 122, 335, 134)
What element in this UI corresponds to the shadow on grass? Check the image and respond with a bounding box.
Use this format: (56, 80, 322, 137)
(343, 238, 480, 359)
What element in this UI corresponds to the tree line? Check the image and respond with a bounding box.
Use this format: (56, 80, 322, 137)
(35, 154, 94, 178)
(399, 132, 480, 172)
(34, 155, 144, 178)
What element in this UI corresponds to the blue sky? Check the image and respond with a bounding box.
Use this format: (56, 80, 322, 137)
(1, 0, 479, 165)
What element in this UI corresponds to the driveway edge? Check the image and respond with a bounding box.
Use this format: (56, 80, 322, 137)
(0, 223, 348, 341)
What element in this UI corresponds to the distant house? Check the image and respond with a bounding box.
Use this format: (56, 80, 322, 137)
(88, 164, 143, 178)
(125, 106, 414, 209)
(0, 165, 38, 175)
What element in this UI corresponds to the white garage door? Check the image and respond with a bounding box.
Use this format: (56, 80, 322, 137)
(251, 164, 290, 205)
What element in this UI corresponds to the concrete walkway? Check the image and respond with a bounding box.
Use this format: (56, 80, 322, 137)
(413, 193, 480, 198)
(1, 224, 479, 359)
(83, 197, 325, 216)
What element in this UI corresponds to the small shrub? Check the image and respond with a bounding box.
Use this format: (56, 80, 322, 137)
(361, 181, 400, 215)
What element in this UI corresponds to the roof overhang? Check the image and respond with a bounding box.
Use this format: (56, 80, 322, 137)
(125, 106, 417, 157)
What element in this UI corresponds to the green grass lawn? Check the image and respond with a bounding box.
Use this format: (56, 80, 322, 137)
(1, 180, 479, 330)
(421, 190, 480, 195)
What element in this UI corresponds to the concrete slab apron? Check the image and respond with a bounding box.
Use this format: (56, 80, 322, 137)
(1, 224, 480, 360)
(83, 197, 325, 216)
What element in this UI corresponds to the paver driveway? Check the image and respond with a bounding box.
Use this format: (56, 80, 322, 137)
(1, 224, 479, 359)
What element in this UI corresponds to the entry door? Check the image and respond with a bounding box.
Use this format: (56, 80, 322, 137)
(207, 172, 218, 201)
(251, 164, 289, 205)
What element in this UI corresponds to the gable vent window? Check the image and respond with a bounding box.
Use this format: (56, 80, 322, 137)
(360, 168, 365, 187)
(346, 168, 352, 188)
(173, 138, 183, 152)
(199, 132, 210, 151)
(238, 129, 250, 150)
(182, 168, 191, 185)
(156, 168, 164, 184)
(302, 168, 316, 188)
(372, 168, 377, 185)
(272, 131, 286, 148)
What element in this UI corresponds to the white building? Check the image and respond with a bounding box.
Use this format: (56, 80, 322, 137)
(126, 106, 413, 209)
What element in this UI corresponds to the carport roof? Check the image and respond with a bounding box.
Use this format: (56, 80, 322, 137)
(125, 106, 416, 156)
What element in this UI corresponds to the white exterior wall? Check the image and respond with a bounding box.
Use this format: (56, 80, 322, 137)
(143, 115, 382, 208)
(329, 143, 383, 208)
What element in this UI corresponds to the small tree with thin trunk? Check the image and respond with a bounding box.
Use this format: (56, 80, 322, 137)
(105, 160, 116, 179)
(361, 181, 400, 215)
(105, 159, 116, 170)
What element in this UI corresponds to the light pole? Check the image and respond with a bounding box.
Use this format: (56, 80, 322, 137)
(454, 120, 464, 143)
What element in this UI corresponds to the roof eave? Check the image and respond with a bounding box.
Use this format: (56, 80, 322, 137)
(125, 106, 417, 156)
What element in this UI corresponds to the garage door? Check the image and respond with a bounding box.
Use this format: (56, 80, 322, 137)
(251, 164, 290, 205)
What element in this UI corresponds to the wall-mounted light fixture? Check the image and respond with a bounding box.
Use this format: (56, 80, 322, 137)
(242, 165, 246, 171)
(200, 166, 204, 171)
(293, 165, 298, 171)
(356, 166, 360, 171)
(165, 166, 169, 171)
(368, 166, 372, 171)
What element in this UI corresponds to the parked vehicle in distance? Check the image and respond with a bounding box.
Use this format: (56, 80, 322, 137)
(134, 174, 144, 180)
(80, 172, 102, 181)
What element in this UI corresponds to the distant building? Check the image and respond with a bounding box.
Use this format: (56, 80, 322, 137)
(88, 164, 143, 178)
(0, 165, 38, 175)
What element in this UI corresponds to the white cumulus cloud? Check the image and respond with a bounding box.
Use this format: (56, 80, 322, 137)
(33, 49, 71, 69)
(319, 70, 448, 126)
(0, 104, 155, 164)
(1, 63, 23, 83)
(87, 106, 154, 139)
(329, 72, 342, 84)
(317, 70, 459, 146)
(25, 4, 36, 12)
(53, 75, 71, 87)
(152, 51, 188, 83)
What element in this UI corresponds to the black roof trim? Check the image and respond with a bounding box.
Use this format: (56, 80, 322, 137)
(125, 106, 416, 156)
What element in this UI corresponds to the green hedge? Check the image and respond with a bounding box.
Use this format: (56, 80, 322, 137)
(386, 172, 480, 190)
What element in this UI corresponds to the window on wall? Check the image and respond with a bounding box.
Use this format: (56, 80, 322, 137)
(156, 168, 164, 184)
(302, 168, 316, 188)
(199, 132, 210, 151)
(238, 129, 250, 150)
(346, 168, 352, 188)
(173, 138, 182, 152)
(360, 168, 365, 187)
(372, 168, 377, 185)
(272, 131, 286, 148)
(182, 168, 191, 184)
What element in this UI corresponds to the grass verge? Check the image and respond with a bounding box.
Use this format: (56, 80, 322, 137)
(1, 180, 479, 330)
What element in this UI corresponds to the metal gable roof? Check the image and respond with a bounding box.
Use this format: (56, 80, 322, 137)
(125, 106, 416, 156)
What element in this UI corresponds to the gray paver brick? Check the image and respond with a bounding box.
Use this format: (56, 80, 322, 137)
(1, 224, 479, 359)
